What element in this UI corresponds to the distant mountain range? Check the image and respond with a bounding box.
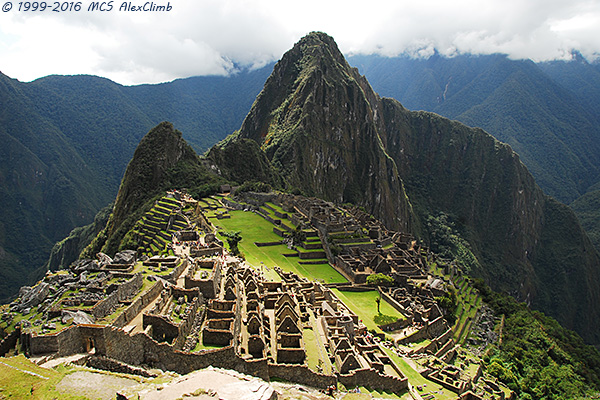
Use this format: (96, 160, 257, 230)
(348, 53, 600, 204)
(0, 67, 270, 302)
(349, 53, 600, 256)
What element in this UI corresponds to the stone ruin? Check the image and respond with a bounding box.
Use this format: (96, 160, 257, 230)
(0, 191, 512, 398)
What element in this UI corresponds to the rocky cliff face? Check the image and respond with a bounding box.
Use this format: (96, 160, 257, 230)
(233, 32, 415, 232)
(213, 32, 600, 344)
(380, 101, 600, 340)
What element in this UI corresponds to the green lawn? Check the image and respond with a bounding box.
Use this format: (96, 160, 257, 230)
(213, 210, 346, 284)
(331, 289, 405, 333)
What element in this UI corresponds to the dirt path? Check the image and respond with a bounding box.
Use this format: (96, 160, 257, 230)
(125, 292, 163, 334)
(120, 367, 276, 400)
(57, 370, 139, 400)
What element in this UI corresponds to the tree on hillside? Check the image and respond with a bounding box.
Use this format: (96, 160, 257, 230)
(220, 230, 242, 256)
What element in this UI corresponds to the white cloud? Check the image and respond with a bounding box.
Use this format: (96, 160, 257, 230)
(1, 0, 599, 84)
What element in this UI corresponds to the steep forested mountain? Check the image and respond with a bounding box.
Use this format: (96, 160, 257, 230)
(348, 54, 600, 204)
(0, 67, 270, 302)
(213, 32, 600, 345)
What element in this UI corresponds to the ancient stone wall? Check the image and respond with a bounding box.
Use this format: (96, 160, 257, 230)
(25, 323, 411, 395)
(0, 328, 20, 356)
(338, 368, 408, 393)
(254, 241, 285, 247)
(185, 260, 222, 298)
(173, 296, 201, 349)
(379, 289, 409, 317)
(274, 211, 288, 219)
(427, 316, 447, 337)
(399, 315, 447, 344)
(268, 363, 336, 389)
(164, 259, 188, 284)
(237, 192, 276, 206)
(92, 273, 143, 319)
(190, 246, 222, 258)
(102, 327, 267, 377)
(112, 281, 163, 329)
(273, 227, 287, 237)
(256, 210, 284, 228)
(143, 314, 179, 343)
(220, 198, 247, 211)
(424, 372, 463, 394)
(28, 331, 59, 355)
(27, 323, 107, 356)
(203, 326, 233, 346)
(85, 355, 156, 377)
(298, 250, 326, 259)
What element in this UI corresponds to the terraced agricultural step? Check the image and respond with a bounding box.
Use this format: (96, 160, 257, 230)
(300, 242, 323, 250)
(144, 220, 165, 230)
(157, 231, 172, 241)
(298, 259, 330, 265)
(298, 250, 326, 259)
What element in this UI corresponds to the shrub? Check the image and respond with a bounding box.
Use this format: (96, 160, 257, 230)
(366, 273, 394, 286)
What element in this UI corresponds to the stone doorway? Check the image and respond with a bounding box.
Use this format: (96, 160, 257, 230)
(85, 337, 96, 354)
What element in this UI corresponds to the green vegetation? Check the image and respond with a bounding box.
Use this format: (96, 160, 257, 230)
(373, 313, 398, 325)
(0, 354, 145, 399)
(366, 273, 394, 286)
(571, 189, 600, 252)
(436, 286, 459, 326)
(350, 53, 600, 205)
(235, 181, 273, 194)
(425, 213, 480, 274)
(380, 348, 455, 400)
(473, 279, 600, 398)
(219, 230, 242, 256)
(82, 122, 226, 258)
(331, 289, 404, 333)
(207, 138, 283, 188)
(0, 65, 270, 302)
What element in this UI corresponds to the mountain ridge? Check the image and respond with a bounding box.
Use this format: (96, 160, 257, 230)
(349, 53, 600, 204)
(229, 32, 415, 232)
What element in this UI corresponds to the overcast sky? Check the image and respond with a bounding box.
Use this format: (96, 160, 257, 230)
(1, 0, 599, 85)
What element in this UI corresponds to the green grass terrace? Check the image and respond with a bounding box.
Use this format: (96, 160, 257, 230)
(212, 209, 347, 284)
(331, 289, 405, 334)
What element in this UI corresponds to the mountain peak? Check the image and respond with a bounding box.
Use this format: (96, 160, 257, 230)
(237, 32, 359, 144)
(290, 31, 346, 65)
(83, 121, 221, 258)
(232, 33, 414, 232)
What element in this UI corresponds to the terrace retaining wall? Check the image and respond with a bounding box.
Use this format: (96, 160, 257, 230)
(338, 368, 408, 393)
(268, 363, 336, 389)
